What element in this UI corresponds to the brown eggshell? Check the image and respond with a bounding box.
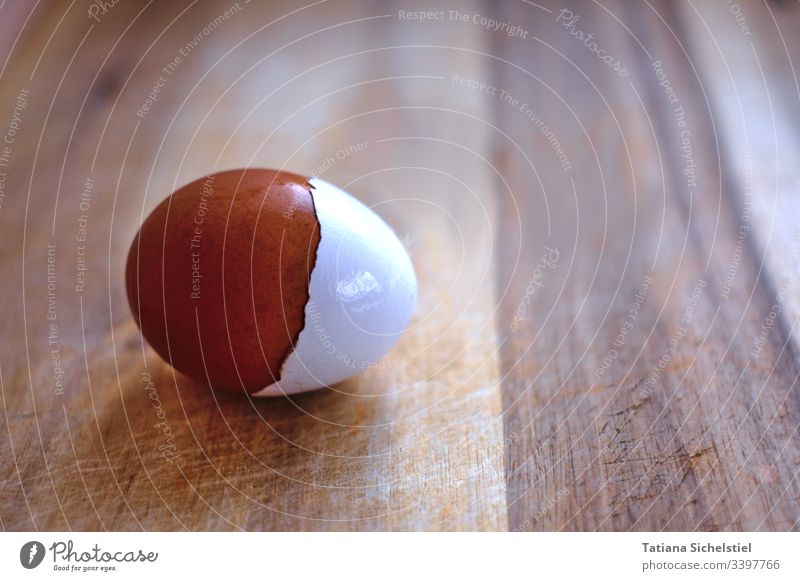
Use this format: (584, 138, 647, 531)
(126, 168, 320, 394)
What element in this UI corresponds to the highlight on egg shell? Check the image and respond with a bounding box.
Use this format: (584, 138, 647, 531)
(125, 168, 417, 396)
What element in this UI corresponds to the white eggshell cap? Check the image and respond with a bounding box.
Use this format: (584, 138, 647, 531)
(253, 177, 417, 396)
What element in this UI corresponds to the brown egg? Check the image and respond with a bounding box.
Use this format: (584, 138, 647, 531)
(126, 168, 320, 394)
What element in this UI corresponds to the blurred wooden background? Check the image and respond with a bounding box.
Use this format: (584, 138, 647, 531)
(1, 0, 800, 531)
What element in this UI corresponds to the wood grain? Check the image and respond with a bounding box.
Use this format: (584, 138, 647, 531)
(493, 0, 800, 531)
(1, 0, 799, 531)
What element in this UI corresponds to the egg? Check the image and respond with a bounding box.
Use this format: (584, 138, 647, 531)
(126, 168, 417, 396)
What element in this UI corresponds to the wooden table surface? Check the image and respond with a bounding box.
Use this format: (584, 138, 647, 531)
(2, 0, 800, 531)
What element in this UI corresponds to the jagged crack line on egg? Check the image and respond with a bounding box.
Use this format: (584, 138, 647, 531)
(253, 177, 417, 397)
(253, 179, 325, 397)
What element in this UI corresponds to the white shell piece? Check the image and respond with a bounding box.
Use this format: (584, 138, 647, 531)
(253, 177, 417, 396)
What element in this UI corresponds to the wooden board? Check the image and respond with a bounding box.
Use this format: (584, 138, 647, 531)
(1, 0, 799, 531)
